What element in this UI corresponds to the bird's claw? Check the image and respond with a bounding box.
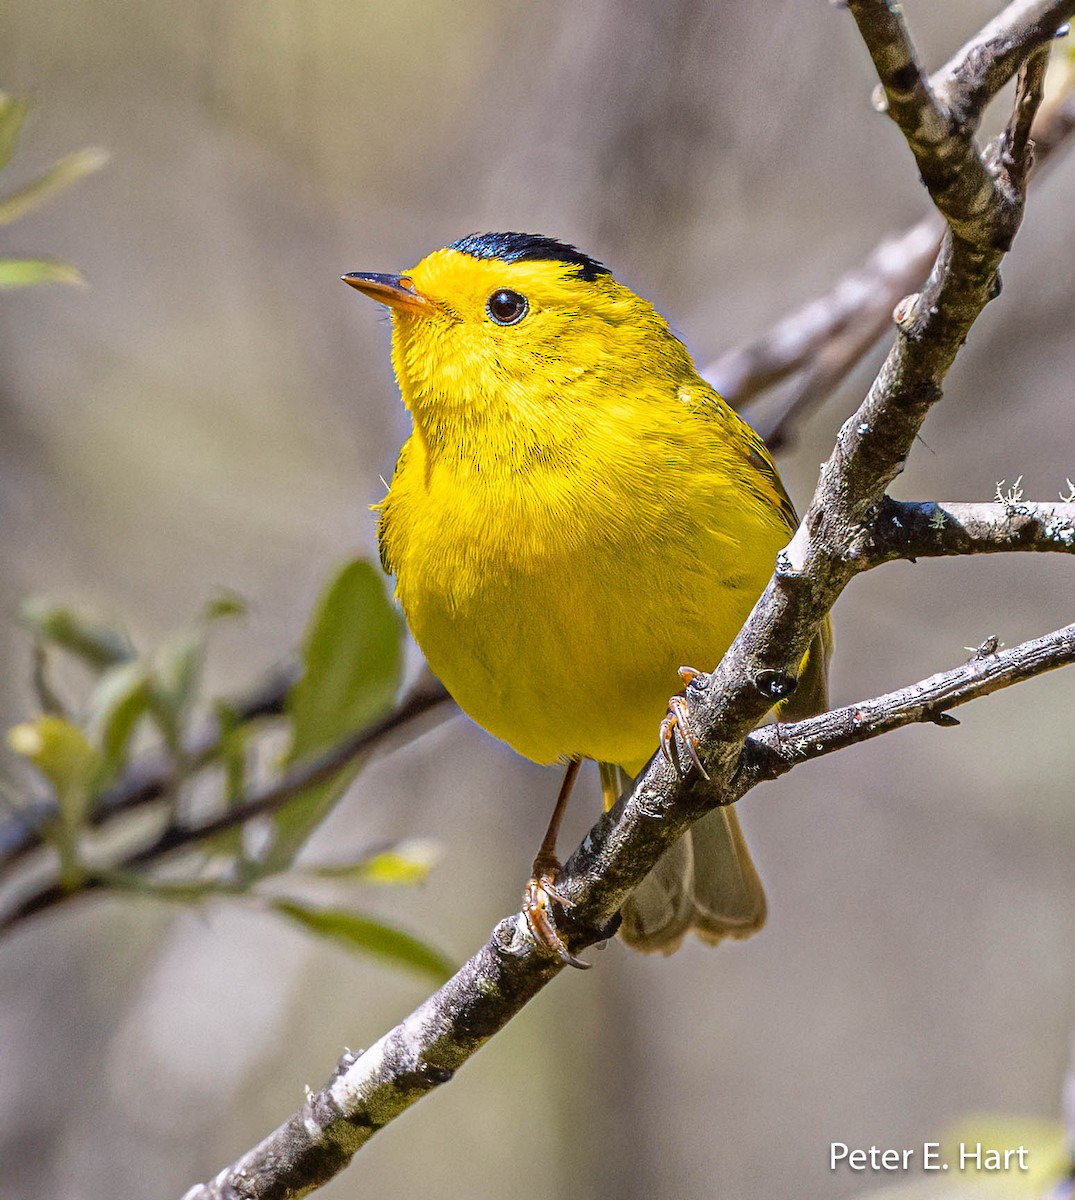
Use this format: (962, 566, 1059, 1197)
(522, 860, 590, 970)
(677, 665, 706, 687)
(659, 666, 711, 780)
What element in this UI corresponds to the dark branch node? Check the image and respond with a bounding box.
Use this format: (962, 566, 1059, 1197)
(925, 709, 961, 727)
(754, 670, 797, 701)
(393, 1064, 455, 1091)
(887, 61, 924, 96)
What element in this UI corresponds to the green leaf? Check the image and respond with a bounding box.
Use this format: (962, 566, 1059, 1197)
(20, 597, 135, 670)
(203, 589, 247, 621)
(8, 715, 101, 884)
(148, 625, 206, 752)
(0, 258, 84, 289)
(308, 839, 441, 886)
(145, 595, 247, 753)
(0, 146, 108, 226)
(213, 700, 250, 808)
(0, 93, 30, 172)
(272, 899, 453, 981)
(287, 560, 403, 758)
(261, 559, 402, 872)
(147, 595, 245, 755)
(30, 639, 69, 717)
(8, 716, 100, 825)
(86, 661, 151, 786)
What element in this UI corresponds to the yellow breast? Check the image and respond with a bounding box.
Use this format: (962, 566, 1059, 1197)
(348, 241, 800, 771)
(379, 395, 790, 772)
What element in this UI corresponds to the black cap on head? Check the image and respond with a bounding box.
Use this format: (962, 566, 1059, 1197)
(449, 232, 611, 282)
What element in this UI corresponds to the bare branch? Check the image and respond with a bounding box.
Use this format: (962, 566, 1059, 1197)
(181, 617, 1075, 1200)
(0, 666, 298, 871)
(933, 0, 1074, 129)
(998, 43, 1052, 194)
(742, 622, 1075, 786)
(0, 667, 448, 873)
(865, 499, 1075, 564)
(846, 0, 1009, 243)
(715, 25, 1075, 444)
(709, 214, 943, 410)
(181, 926, 566, 1200)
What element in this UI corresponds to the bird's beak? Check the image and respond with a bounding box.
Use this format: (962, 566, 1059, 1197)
(342, 272, 434, 315)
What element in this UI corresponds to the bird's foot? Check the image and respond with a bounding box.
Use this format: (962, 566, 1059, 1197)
(658, 665, 711, 780)
(522, 854, 590, 970)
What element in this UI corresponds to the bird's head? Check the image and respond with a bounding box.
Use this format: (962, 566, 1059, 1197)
(344, 233, 691, 437)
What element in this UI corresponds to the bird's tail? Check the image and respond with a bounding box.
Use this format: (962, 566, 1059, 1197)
(601, 759, 766, 954)
(601, 621, 831, 954)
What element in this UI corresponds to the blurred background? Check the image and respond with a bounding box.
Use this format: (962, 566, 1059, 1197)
(1, 1, 1073, 1198)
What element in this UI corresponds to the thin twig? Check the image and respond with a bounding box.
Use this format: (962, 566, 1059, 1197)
(742, 622, 1075, 785)
(0, 668, 453, 874)
(847, 0, 1006, 241)
(744, 296, 921, 453)
(0, 666, 297, 870)
(710, 214, 942, 409)
(999, 44, 1052, 195)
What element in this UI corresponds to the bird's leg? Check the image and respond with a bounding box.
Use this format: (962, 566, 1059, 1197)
(522, 757, 590, 969)
(658, 665, 711, 780)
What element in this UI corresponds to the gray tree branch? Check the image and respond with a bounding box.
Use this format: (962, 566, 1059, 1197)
(182, 613, 1075, 1200)
(7, 14, 1075, 892)
(933, 0, 1075, 128)
(715, 34, 1075, 446)
(848, 0, 1002, 241)
(709, 213, 943, 409)
(742, 622, 1075, 787)
(866, 498, 1075, 563)
(180, 2, 1075, 1197)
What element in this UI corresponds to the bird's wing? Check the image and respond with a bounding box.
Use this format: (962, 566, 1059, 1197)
(690, 380, 833, 717)
(689, 380, 799, 535)
(374, 438, 417, 578)
(739, 423, 800, 535)
(376, 510, 393, 576)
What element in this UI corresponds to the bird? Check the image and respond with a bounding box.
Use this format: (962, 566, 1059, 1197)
(343, 232, 830, 961)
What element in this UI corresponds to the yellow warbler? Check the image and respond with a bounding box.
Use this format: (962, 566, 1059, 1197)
(344, 233, 830, 959)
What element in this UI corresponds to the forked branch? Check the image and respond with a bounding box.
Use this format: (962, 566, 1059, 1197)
(180, 3, 1075, 1198)
(715, 35, 1075, 447)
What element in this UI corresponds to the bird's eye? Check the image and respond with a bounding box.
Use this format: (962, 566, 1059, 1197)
(486, 289, 528, 325)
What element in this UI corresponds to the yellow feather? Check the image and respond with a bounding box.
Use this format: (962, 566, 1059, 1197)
(350, 235, 830, 950)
